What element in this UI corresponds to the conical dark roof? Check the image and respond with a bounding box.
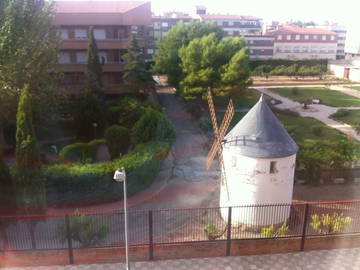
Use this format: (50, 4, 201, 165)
(224, 95, 299, 158)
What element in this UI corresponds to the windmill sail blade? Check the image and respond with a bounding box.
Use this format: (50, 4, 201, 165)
(207, 89, 219, 136)
(205, 99, 234, 169)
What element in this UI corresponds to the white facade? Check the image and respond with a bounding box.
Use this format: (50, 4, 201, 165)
(329, 60, 360, 81)
(220, 148, 296, 225)
(273, 42, 337, 59)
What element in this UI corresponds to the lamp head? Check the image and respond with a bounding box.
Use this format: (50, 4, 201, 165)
(113, 167, 126, 182)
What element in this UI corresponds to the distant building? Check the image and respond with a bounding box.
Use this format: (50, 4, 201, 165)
(54, 1, 153, 95)
(196, 6, 262, 36)
(329, 59, 360, 81)
(151, 11, 195, 54)
(245, 35, 274, 59)
(267, 27, 338, 60)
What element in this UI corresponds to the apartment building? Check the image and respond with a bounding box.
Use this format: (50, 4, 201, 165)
(196, 6, 262, 36)
(312, 24, 346, 59)
(267, 27, 338, 60)
(245, 35, 274, 59)
(53, 1, 152, 95)
(152, 11, 194, 51)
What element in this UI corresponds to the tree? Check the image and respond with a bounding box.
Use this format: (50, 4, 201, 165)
(178, 34, 248, 98)
(122, 34, 155, 93)
(15, 85, 46, 213)
(0, 0, 63, 127)
(85, 26, 103, 96)
(153, 21, 223, 87)
(220, 48, 252, 97)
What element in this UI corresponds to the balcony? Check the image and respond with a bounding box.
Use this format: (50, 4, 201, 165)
(55, 62, 125, 72)
(60, 38, 146, 50)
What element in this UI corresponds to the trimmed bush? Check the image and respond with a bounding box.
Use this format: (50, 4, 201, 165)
(106, 106, 122, 126)
(117, 97, 145, 128)
(45, 141, 170, 205)
(105, 125, 129, 160)
(132, 108, 176, 144)
(332, 109, 350, 118)
(59, 139, 105, 164)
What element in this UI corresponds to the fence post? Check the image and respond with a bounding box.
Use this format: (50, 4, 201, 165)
(65, 215, 74, 264)
(148, 210, 154, 261)
(226, 207, 232, 256)
(300, 203, 310, 251)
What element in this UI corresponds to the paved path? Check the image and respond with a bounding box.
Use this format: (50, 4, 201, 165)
(4, 248, 360, 270)
(255, 85, 360, 141)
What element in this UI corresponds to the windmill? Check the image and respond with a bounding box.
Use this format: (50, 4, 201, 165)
(205, 89, 234, 199)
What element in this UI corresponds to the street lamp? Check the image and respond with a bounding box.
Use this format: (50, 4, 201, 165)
(113, 168, 130, 270)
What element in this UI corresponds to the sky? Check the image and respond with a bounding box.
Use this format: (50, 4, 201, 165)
(57, 0, 360, 42)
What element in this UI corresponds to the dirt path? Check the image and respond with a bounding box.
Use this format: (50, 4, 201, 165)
(254, 86, 360, 141)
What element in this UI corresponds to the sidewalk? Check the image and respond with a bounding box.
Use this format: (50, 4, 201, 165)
(3, 248, 360, 270)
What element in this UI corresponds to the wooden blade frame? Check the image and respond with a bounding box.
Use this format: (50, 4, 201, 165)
(206, 99, 234, 170)
(207, 89, 219, 136)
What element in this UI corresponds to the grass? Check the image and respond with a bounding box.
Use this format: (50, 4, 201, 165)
(330, 109, 360, 128)
(347, 86, 360, 91)
(271, 87, 360, 107)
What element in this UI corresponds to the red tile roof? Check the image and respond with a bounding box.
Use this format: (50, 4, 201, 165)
(55, 1, 149, 13)
(267, 27, 337, 36)
(199, 14, 260, 20)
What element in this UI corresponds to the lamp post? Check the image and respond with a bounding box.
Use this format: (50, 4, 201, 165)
(113, 168, 130, 270)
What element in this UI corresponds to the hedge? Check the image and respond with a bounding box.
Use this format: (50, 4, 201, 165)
(44, 141, 170, 205)
(59, 139, 105, 164)
(105, 125, 129, 160)
(249, 59, 328, 70)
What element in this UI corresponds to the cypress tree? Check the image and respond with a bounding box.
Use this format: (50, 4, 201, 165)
(122, 34, 155, 93)
(85, 26, 103, 96)
(15, 84, 46, 214)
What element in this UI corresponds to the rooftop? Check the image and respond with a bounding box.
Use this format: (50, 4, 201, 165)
(199, 14, 260, 20)
(224, 95, 298, 158)
(267, 26, 337, 36)
(54, 1, 148, 13)
(153, 11, 193, 20)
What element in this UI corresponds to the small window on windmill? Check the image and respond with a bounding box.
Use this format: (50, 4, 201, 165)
(270, 161, 277, 174)
(232, 156, 237, 167)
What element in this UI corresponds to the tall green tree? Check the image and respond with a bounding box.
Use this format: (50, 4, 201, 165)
(153, 21, 223, 87)
(15, 85, 46, 213)
(0, 0, 62, 127)
(85, 26, 103, 96)
(220, 48, 252, 97)
(178, 34, 248, 98)
(122, 34, 155, 93)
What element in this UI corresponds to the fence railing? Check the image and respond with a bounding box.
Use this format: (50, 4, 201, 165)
(1, 201, 360, 264)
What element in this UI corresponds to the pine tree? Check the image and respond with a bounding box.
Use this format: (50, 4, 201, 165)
(85, 26, 103, 96)
(122, 34, 155, 93)
(15, 84, 46, 214)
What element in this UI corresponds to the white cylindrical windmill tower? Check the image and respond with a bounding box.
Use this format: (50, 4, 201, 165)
(220, 95, 299, 226)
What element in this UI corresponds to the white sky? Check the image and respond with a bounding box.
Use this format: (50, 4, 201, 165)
(57, 0, 360, 42)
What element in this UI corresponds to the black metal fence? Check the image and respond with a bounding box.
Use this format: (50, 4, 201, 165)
(1, 201, 360, 263)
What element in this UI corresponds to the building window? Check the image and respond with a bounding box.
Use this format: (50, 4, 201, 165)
(304, 35, 309, 40)
(270, 161, 277, 174)
(249, 40, 254, 44)
(154, 22, 161, 30)
(277, 35, 282, 40)
(286, 34, 291, 40)
(250, 49, 254, 54)
(131, 25, 138, 34)
(59, 29, 69, 40)
(295, 35, 300, 40)
(75, 29, 87, 40)
(231, 156, 237, 167)
(313, 35, 318, 40)
(331, 35, 335, 40)
(94, 29, 106, 40)
(76, 51, 87, 63)
(322, 35, 326, 41)
(147, 48, 154, 54)
(161, 22, 168, 27)
(58, 52, 70, 64)
(154, 31, 161, 39)
(98, 52, 107, 64)
(223, 21, 229, 27)
(228, 21, 233, 26)
(233, 31, 239, 36)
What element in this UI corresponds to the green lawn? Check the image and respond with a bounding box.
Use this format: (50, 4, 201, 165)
(330, 109, 360, 128)
(347, 86, 360, 91)
(271, 87, 360, 107)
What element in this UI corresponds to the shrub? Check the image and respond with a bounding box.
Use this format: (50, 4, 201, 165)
(312, 126, 323, 137)
(57, 209, 110, 247)
(332, 109, 350, 118)
(105, 125, 129, 160)
(310, 213, 352, 234)
(59, 139, 105, 164)
(106, 106, 122, 125)
(45, 141, 170, 205)
(261, 222, 289, 238)
(204, 222, 225, 240)
(272, 107, 300, 117)
(132, 108, 176, 144)
(117, 97, 145, 128)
